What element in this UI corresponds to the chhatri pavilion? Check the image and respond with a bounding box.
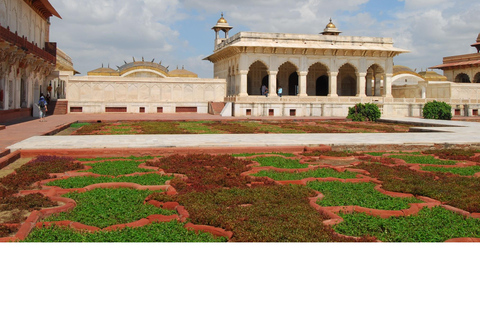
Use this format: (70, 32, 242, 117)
(204, 15, 409, 116)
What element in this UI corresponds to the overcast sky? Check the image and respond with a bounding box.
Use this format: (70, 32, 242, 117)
(48, 0, 480, 78)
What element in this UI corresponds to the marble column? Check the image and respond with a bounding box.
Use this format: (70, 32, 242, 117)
(357, 72, 367, 97)
(238, 70, 248, 97)
(328, 71, 338, 97)
(268, 71, 277, 96)
(298, 71, 308, 97)
(384, 73, 393, 97)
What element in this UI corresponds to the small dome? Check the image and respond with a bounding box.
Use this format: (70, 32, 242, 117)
(169, 67, 198, 78)
(326, 19, 336, 29)
(217, 13, 227, 24)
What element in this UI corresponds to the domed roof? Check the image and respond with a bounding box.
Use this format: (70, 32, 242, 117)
(87, 66, 119, 76)
(418, 70, 447, 81)
(169, 66, 198, 78)
(326, 19, 336, 29)
(321, 19, 341, 36)
(393, 65, 418, 75)
(217, 13, 227, 24)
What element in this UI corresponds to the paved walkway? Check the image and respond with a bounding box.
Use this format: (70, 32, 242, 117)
(2, 114, 480, 152)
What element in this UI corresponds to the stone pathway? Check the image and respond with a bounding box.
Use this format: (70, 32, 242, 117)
(4, 116, 480, 151)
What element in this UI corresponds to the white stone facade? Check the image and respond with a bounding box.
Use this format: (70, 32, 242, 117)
(204, 17, 413, 117)
(66, 76, 226, 114)
(0, 0, 59, 115)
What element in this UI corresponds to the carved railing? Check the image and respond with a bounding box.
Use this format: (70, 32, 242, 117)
(0, 24, 56, 64)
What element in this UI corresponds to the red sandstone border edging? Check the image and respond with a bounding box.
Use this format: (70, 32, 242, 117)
(0, 150, 21, 170)
(2, 148, 480, 242)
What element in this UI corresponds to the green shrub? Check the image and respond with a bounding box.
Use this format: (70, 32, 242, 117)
(423, 101, 452, 120)
(347, 103, 381, 122)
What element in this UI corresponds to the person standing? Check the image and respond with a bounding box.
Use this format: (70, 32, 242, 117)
(278, 87, 283, 97)
(38, 94, 48, 122)
(261, 84, 267, 96)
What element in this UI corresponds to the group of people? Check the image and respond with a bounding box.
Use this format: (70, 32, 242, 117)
(261, 85, 283, 97)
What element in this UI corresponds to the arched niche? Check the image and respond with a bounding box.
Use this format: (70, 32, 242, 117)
(474, 72, 480, 83)
(366, 64, 385, 96)
(247, 60, 268, 95)
(338, 63, 357, 96)
(307, 62, 329, 96)
(455, 73, 471, 83)
(278, 61, 298, 96)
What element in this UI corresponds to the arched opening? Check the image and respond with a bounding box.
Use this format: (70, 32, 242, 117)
(278, 62, 298, 96)
(455, 73, 471, 83)
(338, 64, 357, 96)
(366, 64, 385, 96)
(288, 72, 298, 95)
(247, 61, 268, 95)
(474, 73, 480, 83)
(307, 63, 329, 96)
(316, 76, 329, 96)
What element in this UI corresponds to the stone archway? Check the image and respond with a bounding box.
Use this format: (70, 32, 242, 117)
(366, 64, 385, 96)
(338, 64, 357, 96)
(278, 62, 298, 96)
(307, 62, 329, 96)
(455, 73, 471, 83)
(247, 61, 268, 95)
(474, 72, 480, 83)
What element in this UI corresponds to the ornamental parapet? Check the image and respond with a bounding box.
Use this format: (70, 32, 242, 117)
(0, 24, 56, 65)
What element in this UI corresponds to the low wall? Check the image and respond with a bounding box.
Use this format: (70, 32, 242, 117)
(66, 76, 227, 114)
(0, 108, 32, 122)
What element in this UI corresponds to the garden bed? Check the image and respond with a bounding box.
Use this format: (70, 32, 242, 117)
(1, 148, 479, 242)
(59, 120, 412, 135)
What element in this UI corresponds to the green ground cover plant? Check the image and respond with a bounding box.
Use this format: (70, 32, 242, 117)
(78, 155, 156, 161)
(84, 160, 154, 176)
(176, 121, 226, 134)
(0, 155, 83, 192)
(252, 168, 358, 180)
(60, 120, 413, 135)
(0, 193, 57, 211)
(252, 156, 308, 169)
(207, 121, 266, 133)
(71, 122, 103, 134)
(423, 148, 480, 161)
(356, 162, 480, 212)
(46, 173, 174, 189)
(307, 181, 423, 210)
(70, 122, 90, 128)
(302, 150, 357, 157)
(388, 154, 457, 165)
(420, 165, 480, 176)
(24, 221, 226, 242)
(233, 152, 296, 157)
(134, 121, 186, 134)
(238, 122, 305, 133)
(147, 154, 253, 193)
(152, 184, 356, 242)
(333, 206, 480, 242)
(44, 188, 174, 228)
